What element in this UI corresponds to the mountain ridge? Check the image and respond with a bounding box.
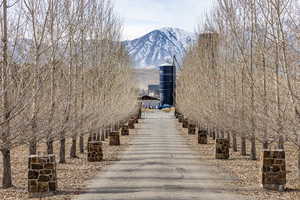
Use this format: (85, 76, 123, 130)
(122, 27, 196, 68)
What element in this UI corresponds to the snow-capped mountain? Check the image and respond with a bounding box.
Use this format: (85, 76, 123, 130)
(122, 27, 196, 68)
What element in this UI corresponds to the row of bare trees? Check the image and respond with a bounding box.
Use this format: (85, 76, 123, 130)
(0, 0, 138, 188)
(177, 0, 299, 186)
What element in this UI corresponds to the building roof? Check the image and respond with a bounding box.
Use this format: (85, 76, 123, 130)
(159, 63, 175, 67)
(138, 95, 160, 101)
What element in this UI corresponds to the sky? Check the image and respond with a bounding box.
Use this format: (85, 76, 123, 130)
(112, 0, 217, 40)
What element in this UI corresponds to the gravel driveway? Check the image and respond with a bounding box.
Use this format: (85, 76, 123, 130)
(75, 111, 246, 200)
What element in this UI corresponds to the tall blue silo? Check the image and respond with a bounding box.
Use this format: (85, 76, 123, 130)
(159, 64, 176, 106)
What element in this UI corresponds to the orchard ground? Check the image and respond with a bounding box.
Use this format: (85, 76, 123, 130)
(0, 129, 137, 200)
(1, 110, 299, 200)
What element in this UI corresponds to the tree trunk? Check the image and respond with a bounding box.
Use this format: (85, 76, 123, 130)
(208, 128, 212, 137)
(47, 138, 53, 155)
(285, 135, 288, 142)
(278, 135, 284, 150)
(59, 135, 66, 164)
(1, 148, 12, 188)
(70, 136, 77, 158)
(298, 139, 300, 189)
(101, 132, 105, 141)
(79, 134, 84, 153)
(105, 129, 109, 139)
(96, 133, 100, 141)
(249, 1, 256, 161)
(227, 132, 231, 148)
(232, 132, 237, 152)
(79, 0, 85, 155)
(263, 140, 268, 149)
(250, 135, 256, 160)
(241, 136, 246, 156)
(1, 0, 12, 189)
(29, 138, 37, 155)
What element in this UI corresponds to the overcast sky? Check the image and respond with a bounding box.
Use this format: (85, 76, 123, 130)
(112, 0, 217, 40)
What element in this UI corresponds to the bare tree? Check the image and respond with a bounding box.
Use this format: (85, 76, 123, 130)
(177, 0, 299, 187)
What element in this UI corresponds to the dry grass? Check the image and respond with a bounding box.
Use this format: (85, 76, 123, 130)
(177, 122, 300, 200)
(0, 128, 137, 200)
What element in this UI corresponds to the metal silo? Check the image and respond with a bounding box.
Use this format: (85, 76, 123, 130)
(159, 64, 176, 106)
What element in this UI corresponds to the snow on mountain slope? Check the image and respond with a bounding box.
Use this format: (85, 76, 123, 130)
(122, 27, 196, 68)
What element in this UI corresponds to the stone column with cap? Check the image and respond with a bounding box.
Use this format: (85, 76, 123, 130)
(128, 119, 135, 129)
(188, 124, 196, 135)
(121, 124, 129, 136)
(28, 154, 57, 197)
(261, 150, 286, 191)
(88, 141, 103, 162)
(198, 129, 208, 144)
(134, 116, 139, 124)
(182, 118, 189, 128)
(109, 131, 120, 146)
(178, 115, 183, 123)
(215, 138, 229, 159)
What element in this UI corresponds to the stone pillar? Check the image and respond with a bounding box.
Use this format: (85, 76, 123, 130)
(128, 119, 135, 129)
(121, 125, 129, 136)
(134, 116, 139, 124)
(188, 124, 196, 135)
(215, 138, 229, 159)
(182, 118, 189, 128)
(261, 150, 286, 191)
(178, 115, 183, 123)
(109, 131, 120, 146)
(87, 141, 103, 162)
(175, 111, 179, 118)
(28, 155, 57, 196)
(198, 129, 208, 144)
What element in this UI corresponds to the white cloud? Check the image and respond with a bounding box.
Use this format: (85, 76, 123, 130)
(112, 0, 217, 40)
